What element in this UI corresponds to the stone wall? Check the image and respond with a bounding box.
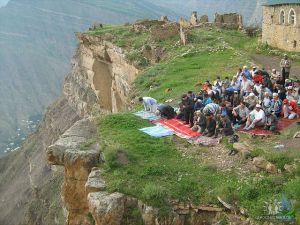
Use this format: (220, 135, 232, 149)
(150, 22, 180, 41)
(214, 13, 243, 29)
(262, 4, 300, 51)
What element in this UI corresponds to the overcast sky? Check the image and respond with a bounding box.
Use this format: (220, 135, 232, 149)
(0, 0, 9, 7)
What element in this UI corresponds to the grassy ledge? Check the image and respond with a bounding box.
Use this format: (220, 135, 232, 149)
(91, 24, 300, 221)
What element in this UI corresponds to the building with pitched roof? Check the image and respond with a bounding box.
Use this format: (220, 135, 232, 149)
(262, 0, 300, 51)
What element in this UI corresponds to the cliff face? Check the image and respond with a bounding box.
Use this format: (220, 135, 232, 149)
(64, 33, 138, 115)
(0, 97, 80, 225)
(0, 33, 139, 225)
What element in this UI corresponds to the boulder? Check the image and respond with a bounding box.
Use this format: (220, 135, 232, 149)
(253, 157, 277, 174)
(85, 167, 106, 194)
(284, 164, 295, 172)
(88, 192, 125, 225)
(233, 142, 251, 159)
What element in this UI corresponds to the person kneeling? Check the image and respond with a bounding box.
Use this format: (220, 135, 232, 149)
(244, 104, 266, 130)
(264, 110, 278, 132)
(202, 113, 216, 137)
(156, 104, 176, 119)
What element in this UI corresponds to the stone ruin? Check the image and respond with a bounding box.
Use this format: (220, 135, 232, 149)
(214, 13, 243, 29)
(132, 19, 166, 33)
(160, 15, 169, 23)
(131, 12, 243, 47)
(179, 11, 243, 29)
(89, 22, 103, 31)
(190, 11, 199, 26)
(150, 22, 180, 41)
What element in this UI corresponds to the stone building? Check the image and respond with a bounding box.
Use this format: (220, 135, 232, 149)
(262, 0, 300, 51)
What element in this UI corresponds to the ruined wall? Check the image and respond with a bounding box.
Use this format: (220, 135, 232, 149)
(64, 33, 139, 116)
(262, 4, 300, 51)
(214, 13, 243, 29)
(150, 22, 180, 41)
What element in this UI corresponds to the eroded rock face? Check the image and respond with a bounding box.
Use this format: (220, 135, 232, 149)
(47, 119, 101, 225)
(64, 33, 139, 116)
(88, 192, 125, 225)
(85, 167, 106, 194)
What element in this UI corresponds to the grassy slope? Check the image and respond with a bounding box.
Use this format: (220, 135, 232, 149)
(93, 25, 300, 221)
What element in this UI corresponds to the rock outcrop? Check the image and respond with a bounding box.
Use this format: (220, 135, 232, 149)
(47, 119, 101, 225)
(64, 33, 139, 115)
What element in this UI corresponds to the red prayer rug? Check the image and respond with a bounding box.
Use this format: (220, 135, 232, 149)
(237, 118, 299, 136)
(153, 118, 201, 139)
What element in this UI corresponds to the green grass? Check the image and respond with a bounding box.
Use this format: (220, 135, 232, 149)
(97, 113, 300, 220)
(132, 26, 256, 105)
(91, 24, 300, 222)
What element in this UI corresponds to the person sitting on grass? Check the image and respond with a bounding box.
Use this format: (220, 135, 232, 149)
(220, 102, 233, 121)
(264, 110, 278, 132)
(202, 93, 213, 106)
(286, 86, 299, 102)
(240, 75, 253, 97)
(262, 92, 272, 111)
(282, 99, 298, 120)
(231, 90, 242, 107)
(270, 93, 282, 117)
(244, 104, 266, 130)
(202, 113, 216, 137)
(244, 93, 258, 111)
(221, 76, 231, 96)
(232, 101, 249, 126)
(139, 96, 157, 113)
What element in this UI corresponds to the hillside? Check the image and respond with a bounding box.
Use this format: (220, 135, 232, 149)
(0, 0, 263, 154)
(1, 16, 300, 225)
(0, 0, 177, 153)
(89, 23, 300, 223)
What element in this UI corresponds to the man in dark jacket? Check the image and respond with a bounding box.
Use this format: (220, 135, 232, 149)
(157, 104, 176, 119)
(181, 94, 194, 127)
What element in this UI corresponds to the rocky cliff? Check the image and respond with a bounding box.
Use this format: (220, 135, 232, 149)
(64, 33, 138, 115)
(44, 32, 255, 225)
(0, 32, 139, 225)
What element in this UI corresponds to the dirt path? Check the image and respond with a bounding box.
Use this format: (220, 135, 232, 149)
(251, 54, 300, 80)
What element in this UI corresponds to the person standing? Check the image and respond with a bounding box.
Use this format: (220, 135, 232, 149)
(280, 54, 292, 81)
(139, 97, 157, 113)
(181, 94, 194, 127)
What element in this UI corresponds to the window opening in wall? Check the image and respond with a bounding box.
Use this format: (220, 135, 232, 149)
(271, 15, 274, 23)
(293, 40, 297, 48)
(280, 10, 285, 24)
(289, 9, 296, 25)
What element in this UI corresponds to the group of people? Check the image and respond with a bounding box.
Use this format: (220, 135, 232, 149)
(139, 55, 299, 141)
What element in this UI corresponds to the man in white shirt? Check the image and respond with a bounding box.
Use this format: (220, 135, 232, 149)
(139, 97, 157, 113)
(244, 104, 266, 130)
